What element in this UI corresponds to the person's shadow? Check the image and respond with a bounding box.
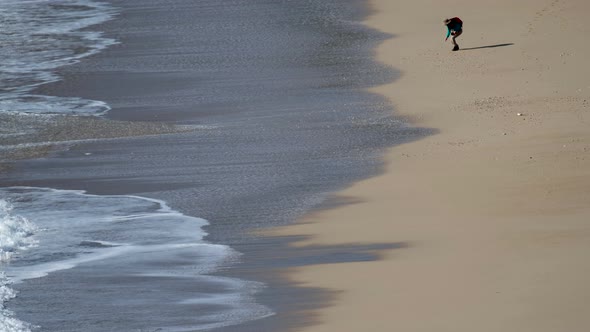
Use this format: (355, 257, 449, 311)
(461, 43, 514, 51)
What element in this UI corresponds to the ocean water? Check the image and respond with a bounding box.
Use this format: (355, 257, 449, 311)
(0, 1, 274, 330)
(0, 2, 122, 328)
(0, 187, 272, 331)
(0, 0, 116, 120)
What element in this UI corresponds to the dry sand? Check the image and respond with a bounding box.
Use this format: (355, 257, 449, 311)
(272, 0, 590, 331)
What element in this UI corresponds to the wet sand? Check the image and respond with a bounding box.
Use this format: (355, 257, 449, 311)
(274, 0, 590, 331)
(0, 113, 183, 173)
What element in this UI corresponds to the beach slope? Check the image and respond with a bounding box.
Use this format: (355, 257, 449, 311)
(274, 0, 590, 331)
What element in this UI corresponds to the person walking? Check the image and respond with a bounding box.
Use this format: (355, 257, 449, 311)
(444, 17, 463, 51)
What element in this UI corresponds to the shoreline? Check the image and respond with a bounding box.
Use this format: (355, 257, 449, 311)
(273, 0, 590, 331)
(2, 1, 419, 330)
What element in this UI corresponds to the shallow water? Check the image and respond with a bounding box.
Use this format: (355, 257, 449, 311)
(1, 187, 272, 331)
(0, 0, 116, 120)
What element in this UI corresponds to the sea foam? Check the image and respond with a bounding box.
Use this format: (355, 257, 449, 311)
(0, 200, 38, 263)
(0, 200, 37, 332)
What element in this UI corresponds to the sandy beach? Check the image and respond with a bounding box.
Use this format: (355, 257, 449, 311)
(2, 0, 589, 330)
(274, 0, 590, 331)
